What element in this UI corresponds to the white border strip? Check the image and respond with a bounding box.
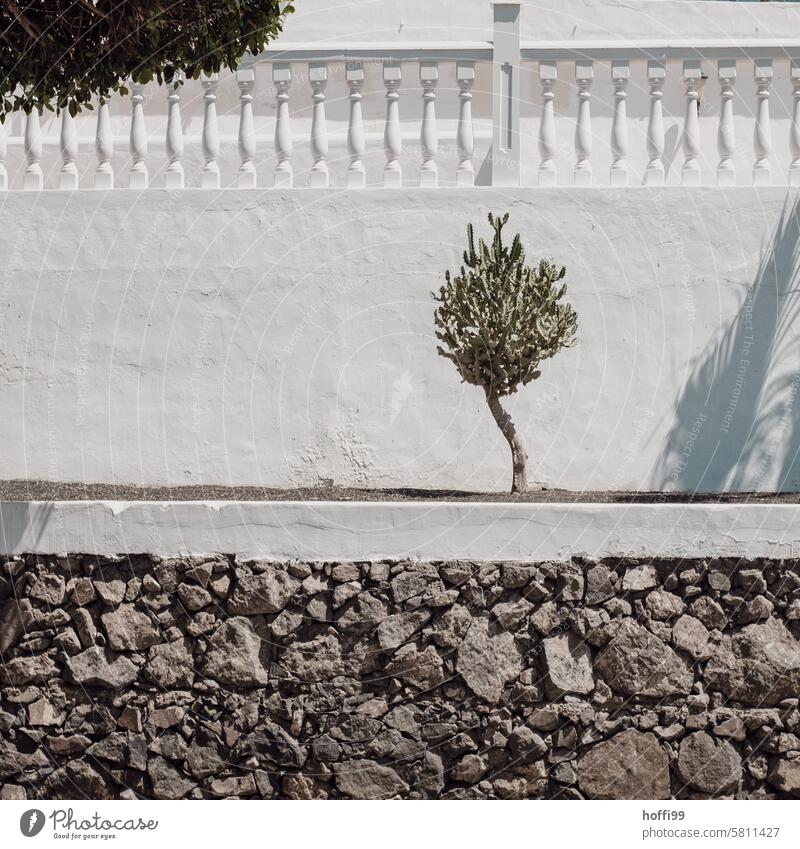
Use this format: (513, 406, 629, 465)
(1, 500, 800, 561)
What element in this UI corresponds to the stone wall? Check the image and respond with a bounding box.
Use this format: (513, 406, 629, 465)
(1, 554, 799, 800)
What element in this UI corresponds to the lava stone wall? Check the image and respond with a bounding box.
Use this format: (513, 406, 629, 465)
(1, 555, 800, 800)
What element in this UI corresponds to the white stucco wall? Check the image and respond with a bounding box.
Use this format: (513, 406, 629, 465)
(2, 187, 800, 492)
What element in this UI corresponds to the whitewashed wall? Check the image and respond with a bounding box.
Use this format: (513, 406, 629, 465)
(2, 187, 800, 493)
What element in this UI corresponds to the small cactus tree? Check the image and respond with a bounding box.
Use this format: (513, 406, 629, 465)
(433, 213, 578, 493)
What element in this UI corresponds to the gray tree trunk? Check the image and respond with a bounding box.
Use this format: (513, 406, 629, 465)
(485, 390, 528, 493)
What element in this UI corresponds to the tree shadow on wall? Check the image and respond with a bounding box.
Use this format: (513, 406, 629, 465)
(652, 194, 800, 493)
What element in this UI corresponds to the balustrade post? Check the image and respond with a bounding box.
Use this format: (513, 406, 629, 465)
(791, 61, 800, 188)
(309, 62, 329, 188)
(419, 63, 439, 187)
(201, 73, 220, 188)
(456, 62, 476, 186)
(237, 66, 257, 188)
(346, 62, 366, 188)
(23, 109, 43, 191)
(538, 61, 557, 186)
(165, 77, 184, 188)
(717, 60, 736, 187)
(94, 99, 114, 189)
(59, 108, 79, 190)
(383, 63, 402, 187)
(491, 2, 521, 186)
(753, 59, 772, 186)
(645, 60, 665, 186)
(129, 82, 148, 189)
(0, 118, 6, 191)
(273, 63, 293, 188)
(681, 60, 702, 186)
(574, 60, 593, 186)
(610, 60, 630, 186)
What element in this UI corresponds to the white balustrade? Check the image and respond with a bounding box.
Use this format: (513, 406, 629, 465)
(201, 73, 220, 189)
(456, 62, 476, 187)
(538, 61, 557, 186)
(23, 109, 43, 191)
(0, 119, 6, 191)
(791, 62, 800, 188)
(129, 83, 148, 189)
(574, 60, 593, 187)
(753, 60, 772, 186)
(681, 60, 702, 186)
(610, 60, 629, 187)
(383, 63, 402, 187)
(165, 79, 184, 189)
(419, 63, 439, 187)
(645, 60, 666, 186)
(717, 60, 736, 186)
(309, 62, 329, 188)
(59, 109, 78, 190)
(346, 62, 366, 188)
(94, 99, 114, 189)
(237, 66, 257, 188)
(273, 63, 293, 188)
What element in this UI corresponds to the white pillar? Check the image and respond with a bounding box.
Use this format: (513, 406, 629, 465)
(419, 63, 439, 187)
(59, 109, 79, 190)
(237, 66, 257, 188)
(538, 61, 557, 186)
(23, 109, 43, 191)
(610, 60, 630, 187)
(346, 62, 366, 188)
(717, 59, 736, 187)
(645, 60, 665, 186)
(574, 60, 593, 186)
(491, 2, 521, 186)
(791, 61, 800, 188)
(201, 73, 220, 189)
(0, 119, 6, 191)
(681, 60, 702, 186)
(165, 79, 184, 188)
(129, 83, 148, 189)
(273, 63, 293, 188)
(457, 62, 476, 187)
(309, 62, 329, 188)
(94, 100, 114, 189)
(753, 59, 772, 186)
(383, 63, 402, 187)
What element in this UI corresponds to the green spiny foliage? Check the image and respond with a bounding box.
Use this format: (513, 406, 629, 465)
(433, 213, 578, 398)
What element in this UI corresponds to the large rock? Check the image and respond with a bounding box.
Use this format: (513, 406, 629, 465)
(377, 610, 431, 650)
(385, 644, 444, 690)
(704, 619, 800, 706)
(334, 759, 408, 799)
(541, 631, 594, 698)
(281, 634, 354, 681)
(29, 573, 66, 605)
(147, 756, 195, 799)
(578, 730, 670, 799)
(228, 569, 299, 615)
(66, 647, 138, 689)
(0, 654, 59, 685)
(100, 605, 161, 652)
(677, 732, 741, 795)
(202, 617, 269, 687)
(0, 598, 33, 655)
(144, 638, 195, 688)
(595, 619, 693, 697)
(456, 617, 523, 703)
(767, 758, 800, 797)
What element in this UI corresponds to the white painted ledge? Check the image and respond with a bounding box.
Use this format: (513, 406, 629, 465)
(2, 501, 800, 561)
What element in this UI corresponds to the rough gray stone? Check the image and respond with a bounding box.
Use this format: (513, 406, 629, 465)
(677, 732, 742, 795)
(144, 638, 195, 688)
(377, 610, 431, 650)
(672, 614, 710, 658)
(29, 574, 66, 605)
(334, 760, 408, 799)
(228, 569, 299, 615)
(578, 730, 670, 799)
(622, 564, 658, 592)
(541, 631, 594, 698)
(456, 617, 523, 703)
(66, 647, 138, 689)
(100, 605, 161, 651)
(202, 617, 269, 687)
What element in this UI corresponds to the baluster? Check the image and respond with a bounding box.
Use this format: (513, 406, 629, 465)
(791, 62, 800, 188)
(456, 62, 476, 187)
(129, 83, 148, 189)
(273, 63, 293, 188)
(309, 62, 329, 188)
(574, 60, 592, 186)
(717, 60, 736, 186)
(23, 108, 43, 191)
(753, 60, 772, 186)
(538, 61, 557, 186)
(383, 63, 402, 187)
(610, 60, 630, 186)
(419, 63, 439, 187)
(0, 118, 6, 190)
(681, 61, 702, 186)
(201, 73, 220, 188)
(237, 66, 257, 188)
(346, 62, 366, 188)
(645, 60, 666, 186)
(165, 77, 184, 188)
(59, 108, 78, 190)
(94, 99, 114, 189)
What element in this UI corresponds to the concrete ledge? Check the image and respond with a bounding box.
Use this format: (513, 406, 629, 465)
(2, 500, 800, 560)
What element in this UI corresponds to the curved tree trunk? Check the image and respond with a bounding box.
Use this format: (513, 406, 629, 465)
(485, 390, 528, 493)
